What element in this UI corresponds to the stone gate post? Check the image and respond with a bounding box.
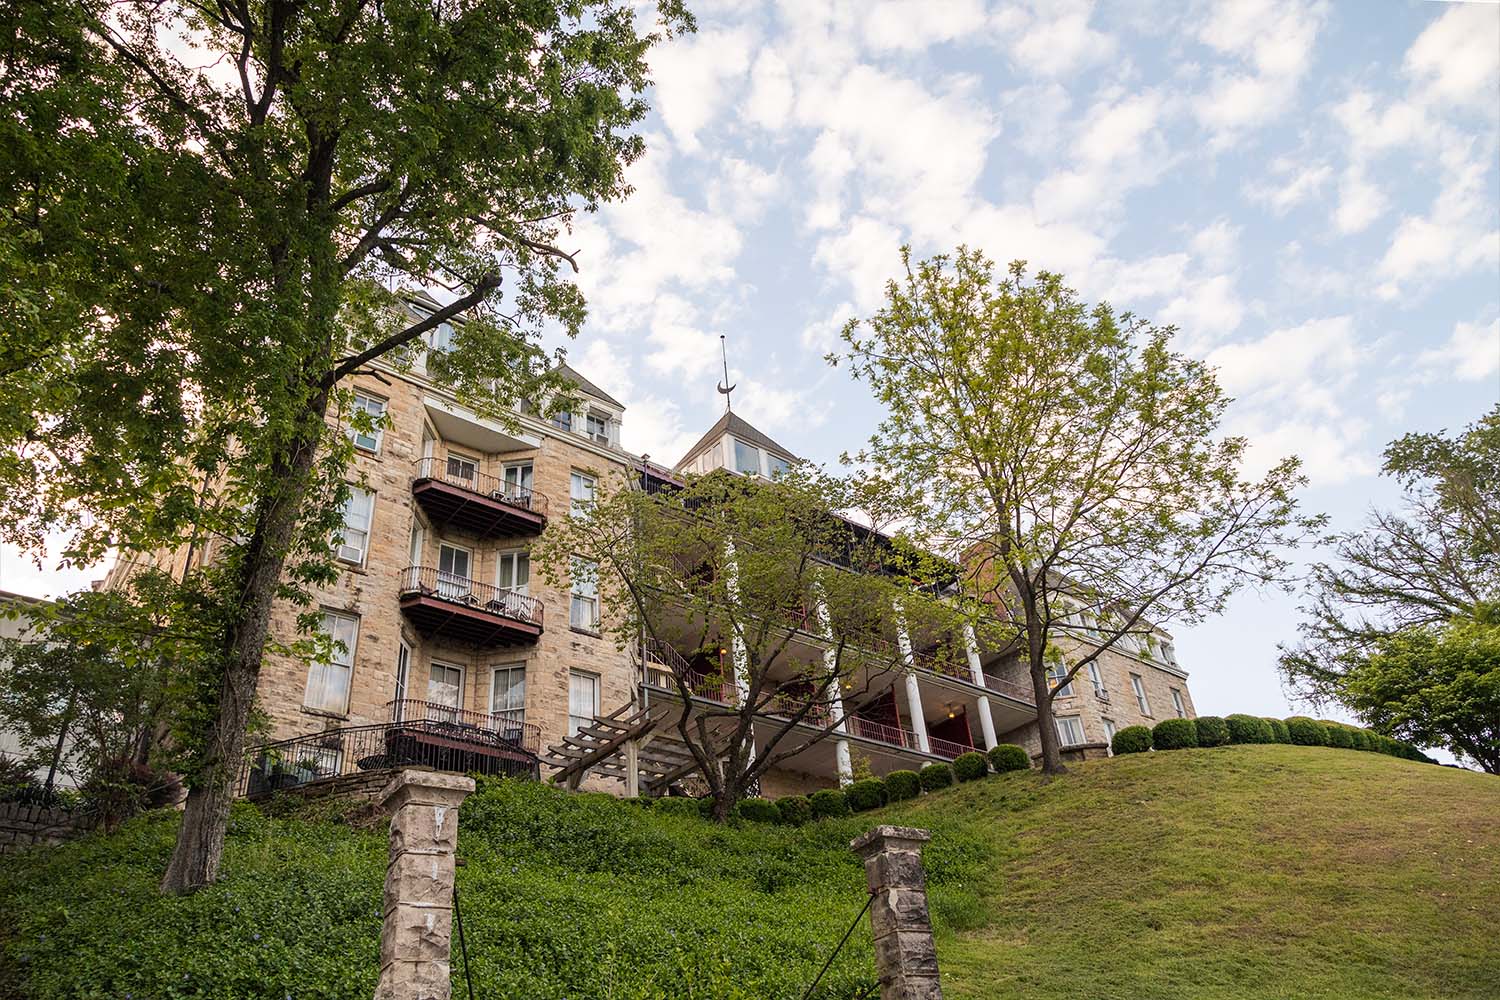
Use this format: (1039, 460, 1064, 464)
(374, 770, 475, 1000)
(850, 825, 942, 1000)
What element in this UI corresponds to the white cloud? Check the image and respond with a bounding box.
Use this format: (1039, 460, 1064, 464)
(1332, 165, 1386, 234)
(707, 156, 782, 223)
(1207, 316, 1360, 401)
(1375, 156, 1500, 297)
(744, 50, 793, 129)
(1245, 157, 1331, 213)
(642, 295, 724, 380)
(995, 1, 1116, 78)
(1404, 4, 1500, 111)
(801, 301, 857, 355)
(1193, 0, 1327, 145)
(862, 0, 988, 52)
(1159, 274, 1244, 344)
(1418, 317, 1500, 383)
(648, 27, 755, 152)
(813, 216, 905, 313)
(1083, 253, 1190, 308)
(1191, 219, 1240, 271)
(1231, 416, 1374, 486)
(956, 202, 1108, 278)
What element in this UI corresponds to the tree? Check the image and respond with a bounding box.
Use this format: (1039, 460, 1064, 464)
(0, 0, 691, 892)
(1280, 407, 1500, 767)
(834, 248, 1321, 774)
(533, 466, 965, 821)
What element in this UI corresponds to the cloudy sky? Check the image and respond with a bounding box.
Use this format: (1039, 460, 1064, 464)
(2, 0, 1497, 742)
(556, 0, 1499, 731)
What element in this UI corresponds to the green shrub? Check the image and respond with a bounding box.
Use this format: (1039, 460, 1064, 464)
(919, 763, 954, 792)
(774, 795, 812, 826)
(1323, 723, 1353, 749)
(1347, 728, 1372, 751)
(988, 744, 1031, 772)
(953, 752, 989, 782)
(809, 788, 850, 820)
(1194, 716, 1230, 747)
(845, 778, 888, 813)
(1285, 717, 1328, 746)
(1111, 725, 1153, 755)
(885, 770, 921, 800)
(1152, 718, 1199, 750)
(1265, 718, 1291, 743)
(654, 796, 705, 818)
(733, 797, 779, 823)
(1225, 714, 1274, 744)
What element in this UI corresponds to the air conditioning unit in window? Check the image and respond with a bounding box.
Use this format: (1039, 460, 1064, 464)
(337, 544, 363, 564)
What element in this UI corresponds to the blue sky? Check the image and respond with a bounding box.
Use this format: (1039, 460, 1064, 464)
(552, 0, 1499, 734)
(2, 0, 1496, 748)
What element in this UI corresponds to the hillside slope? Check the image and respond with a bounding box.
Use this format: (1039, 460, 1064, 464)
(1, 745, 1495, 999)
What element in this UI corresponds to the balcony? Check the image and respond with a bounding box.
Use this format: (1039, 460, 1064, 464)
(410, 457, 548, 537)
(398, 565, 543, 647)
(387, 698, 542, 755)
(641, 638, 733, 703)
(981, 672, 1036, 705)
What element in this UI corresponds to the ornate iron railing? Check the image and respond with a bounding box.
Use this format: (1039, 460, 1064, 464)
(642, 637, 733, 703)
(399, 566, 544, 626)
(414, 457, 549, 516)
(387, 698, 541, 752)
(235, 718, 539, 797)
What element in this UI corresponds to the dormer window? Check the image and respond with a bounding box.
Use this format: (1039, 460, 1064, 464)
(551, 410, 573, 432)
(733, 438, 760, 475)
(768, 453, 792, 478)
(586, 413, 610, 445)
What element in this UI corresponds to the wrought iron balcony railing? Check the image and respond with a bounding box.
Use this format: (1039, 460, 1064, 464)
(399, 566, 544, 625)
(414, 457, 548, 515)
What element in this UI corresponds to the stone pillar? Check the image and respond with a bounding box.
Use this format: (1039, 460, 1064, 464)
(375, 770, 475, 1000)
(851, 825, 942, 1000)
(963, 625, 998, 750)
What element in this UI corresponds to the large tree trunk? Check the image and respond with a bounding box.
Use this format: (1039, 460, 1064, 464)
(1027, 609, 1065, 775)
(160, 394, 328, 895)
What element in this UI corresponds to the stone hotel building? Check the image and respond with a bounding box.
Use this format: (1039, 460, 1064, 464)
(107, 298, 1196, 798)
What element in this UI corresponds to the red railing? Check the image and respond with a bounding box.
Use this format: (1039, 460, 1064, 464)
(909, 646, 973, 683)
(765, 692, 832, 727)
(928, 735, 974, 760)
(399, 566, 544, 626)
(387, 698, 541, 752)
(642, 639, 732, 704)
(981, 673, 1035, 704)
(414, 457, 549, 516)
(847, 716, 917, 749)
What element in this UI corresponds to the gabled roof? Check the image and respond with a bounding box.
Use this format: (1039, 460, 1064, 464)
(675, 410, 799, 470)
(556, 363, 625, 410)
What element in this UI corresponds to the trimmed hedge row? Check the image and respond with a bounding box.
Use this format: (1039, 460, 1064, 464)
(1102, 712, 1431, 762)
(728, 742, 1037, 825)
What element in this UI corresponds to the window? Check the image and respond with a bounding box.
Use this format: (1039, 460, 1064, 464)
(1161, 642, 1177, 666)
(429, 662, 463, 711)
(1055, 715, 1087, 747)
(768, 453, 792, 478)
(1131, 673, 1151, 716)
(497, 551, 530, 595)
(503, 463, 534, 499)
(1102, 718, 1117, 742)
(438, 544, 472, 599)
(335, 487, 374, 565)
(1046, 662, 1074, 697)
(570, 557, 599, 630)
(305, 611, 358, 714)
(1087, 661, 1106, 698)
(1171, 688, 1186, 718)
(348, 393, 386, 452)
(428, 319, 454, 354)
(568, 670, 600, 737)
(586, 413, 610, 444)
(393, 642, 411, 719)
(710, 443, 723, 469)
(551, 409, 573, 432)
(733, 438, 761, 475)
(490, 664, 526, 733)
(570, 471, 596, 515)
(446, 453, 478, 486)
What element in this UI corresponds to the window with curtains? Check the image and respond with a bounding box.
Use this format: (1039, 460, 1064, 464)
(568, 671, 599, 737)
(305, 611, 359, 715)
(335, 487, 374, 565)
(347, 393, 386, 452)
(429, 662, 463, 711)
(1046, 661, 1074, 697)
(570, 471, 596, 515)
(1087, 661, 1106, 697)
(1131, 673, 1151, 716)
(570, 557, 599, 630)
(1055, 715, 1087, 747)
(497, 551, 530, 595)
(490, 664, 526, 733)
(1171, 688, 1186, 718)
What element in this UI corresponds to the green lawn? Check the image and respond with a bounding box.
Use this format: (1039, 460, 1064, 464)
(1, 745, 1495, 999)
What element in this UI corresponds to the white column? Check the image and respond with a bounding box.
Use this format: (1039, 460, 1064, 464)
(894, 603, 930, 754)
(965, 624, 998, 750)
(816, 595, 854, 786)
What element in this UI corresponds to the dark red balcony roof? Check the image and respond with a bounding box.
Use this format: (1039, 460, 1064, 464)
(411, 458, 548, 538)
(397, 566, 543, 647)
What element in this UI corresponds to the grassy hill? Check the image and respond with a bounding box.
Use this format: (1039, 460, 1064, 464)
(1, 745, 1496, 999)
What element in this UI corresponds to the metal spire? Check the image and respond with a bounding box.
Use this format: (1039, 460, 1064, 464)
(716, 334, 737, 412)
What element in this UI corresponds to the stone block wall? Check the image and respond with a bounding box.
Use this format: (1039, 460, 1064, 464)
(0, 801, 98, 853)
